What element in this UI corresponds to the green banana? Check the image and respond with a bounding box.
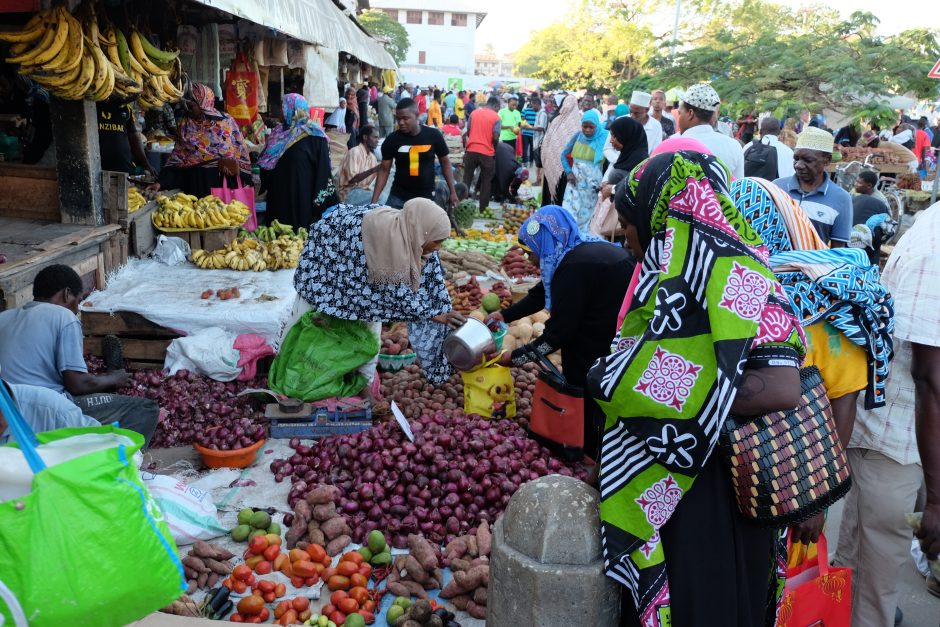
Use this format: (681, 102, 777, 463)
(114, 28, 131, 74)
(136, 30, 179, 65)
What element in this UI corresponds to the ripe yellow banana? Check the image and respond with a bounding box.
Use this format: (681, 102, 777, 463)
(16, 7, 69, 68)
(55, 9, 85, 73)
(0, 11, 48, 44)
(129, 30, 167, 76)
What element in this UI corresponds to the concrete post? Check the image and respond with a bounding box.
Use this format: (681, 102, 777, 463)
(487, 475, 621, 627)
(50, 98, 103, 226)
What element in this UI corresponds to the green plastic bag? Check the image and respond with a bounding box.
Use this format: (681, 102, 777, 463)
(0, 384, 185, 626)
(270, 311, 380, 401)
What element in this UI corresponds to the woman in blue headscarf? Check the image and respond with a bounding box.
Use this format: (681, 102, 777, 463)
(259, 93, 338, 227)
(560, 109, 609, 232)
(486, 205, 635, 459)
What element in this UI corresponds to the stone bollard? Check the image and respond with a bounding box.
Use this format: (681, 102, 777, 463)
(487, 475, 621, 626)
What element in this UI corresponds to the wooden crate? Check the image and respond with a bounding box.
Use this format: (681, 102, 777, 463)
(82, 311, 182, 370)
(156, 227, 238, 251)
(128, 201, 158, 257)
(0, 164, 59, 221)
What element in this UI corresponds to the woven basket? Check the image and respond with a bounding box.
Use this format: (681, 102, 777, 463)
(719, 366, 852, 527)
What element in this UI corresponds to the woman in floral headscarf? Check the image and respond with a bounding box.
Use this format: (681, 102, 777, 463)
(486, 205, 634, 460)
(157, 82, 251, 197)
(259, 92, 338, 227)
(595, 150, 806, 627)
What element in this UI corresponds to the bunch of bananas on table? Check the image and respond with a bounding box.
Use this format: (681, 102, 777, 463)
(152, 193, 250, 230)
(190, 235, 304, 272)
(0, 5, 182, 104)
(127, 186, 147, 213)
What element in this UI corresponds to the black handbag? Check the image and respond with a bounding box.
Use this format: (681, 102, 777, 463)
(718, 366, 853, 527)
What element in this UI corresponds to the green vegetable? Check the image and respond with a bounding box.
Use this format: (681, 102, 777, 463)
(231, 524, 251, 541)
(249, 511, 271, 529)
(367, 530, 387, 555)
(237, 508, 254, 525)
(386, 604, 404, 624)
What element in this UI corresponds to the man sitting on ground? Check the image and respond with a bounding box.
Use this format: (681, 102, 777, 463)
(0, 378, 99, 444)
(0, 265, 159, 446)
(338, 124, 381, 206)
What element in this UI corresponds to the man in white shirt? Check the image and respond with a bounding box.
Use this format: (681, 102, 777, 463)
(743, 116, 795, 179)
(675, 83, 745, 179)
(628, 90, 662, 154)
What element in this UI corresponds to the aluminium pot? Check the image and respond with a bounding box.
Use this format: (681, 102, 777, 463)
(443, 318, 497, 371)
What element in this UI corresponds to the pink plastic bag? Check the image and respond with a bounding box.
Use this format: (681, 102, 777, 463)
(211, 177, 257, 231)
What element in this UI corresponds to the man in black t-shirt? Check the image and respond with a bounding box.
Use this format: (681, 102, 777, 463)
(96, 100, 154, 175)
(372, 98, 459, 210)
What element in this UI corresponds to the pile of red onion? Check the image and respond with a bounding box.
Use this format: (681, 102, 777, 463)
(122, 369, 266, 448)
(270, 412, 589, 548)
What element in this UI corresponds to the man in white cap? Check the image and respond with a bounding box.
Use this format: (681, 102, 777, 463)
(675, 83, 745, 179)
(628, 90, 662, 153)
(773, 126, 852, 246)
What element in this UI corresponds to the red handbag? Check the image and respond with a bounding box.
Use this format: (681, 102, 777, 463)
(776, 534, 852, 627)
(527, 351, 584, 449)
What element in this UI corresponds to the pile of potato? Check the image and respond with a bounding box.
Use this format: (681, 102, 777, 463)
(447, 277, 484, 315)
(181, 541, 235, 593)
(440, 521, 492, 619)
(284, 484, 352, 556)
(381, 327, 413, 356)
(501, 246, 541, 281)
(501, 311, 550, 352)
(380, 366, 465, 417)
(385, 534, 444, 600)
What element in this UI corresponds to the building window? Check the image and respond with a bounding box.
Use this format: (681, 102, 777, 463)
(382, 9, 398, 20)
(418, 51, 426, 64)
(406, 10, 422, 24)
(428, 11, 443, 25)
(451, 13, 467, 27)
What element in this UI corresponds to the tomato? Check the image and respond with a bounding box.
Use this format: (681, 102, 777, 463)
(229, 614, 244, 623)
(322, 554, 332, 567)
(236, 594, 264, 616)
(265, 533, 282, 546)
(314, 562, 326, 575)
(330, 610, 347, 626)
(337, 597, 359, 615)
(245, 617, 261, 625)
(358, 563, 373, 579)
(341, 551, 364, 566)
(349, 573, 368, 589)
(357, 609, 375, 624)
(280, 609, 298, 625)
(322, 604, 336, 616)
(248, 535, 269, 555)
(349, 586, 369, 606)
(274, 600, 291, 619)
(258, 608, 270, 622)
(262, 591, 276, 603)
(256, 580, 273, 594)
(293, 560, 317, 578)
(306, 544, 327, 563)
(298, 609, 313, 622)
(290, 575, 304, 588)
(304, 576, 319, 586)
(233, 580, 248, 594)
(337, 561, 359, 577)
(245, 555, 264, 569)
(273, 553, 288, 572)
(322, 567, 338, 580)
(328, 574, 351, 591)
(263, 544, 280, 562)
(331, 590, 348, 606)
(292, 596, 311, 612)
(255, 560, 272, 575)
(232, 564, 253, 582)
(280, 558, 294, 577)
(222, 577, 234, 590)
(362, 599, 376, 613)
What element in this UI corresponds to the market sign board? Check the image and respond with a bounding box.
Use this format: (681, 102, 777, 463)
(448, 78, 464, 92)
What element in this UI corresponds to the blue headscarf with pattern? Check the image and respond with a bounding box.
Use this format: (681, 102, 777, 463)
(258, 93, 326, 170)
(518, 205, 610, 311)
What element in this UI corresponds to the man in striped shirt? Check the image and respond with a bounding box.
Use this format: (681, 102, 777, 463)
(521, 98, 539, 167)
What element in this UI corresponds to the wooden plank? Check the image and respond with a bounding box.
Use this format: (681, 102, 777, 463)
(81, 311, 181, 337)
(95, 252, 105, 289)
(0, 174, 60, 221)
(101, 171, 128, 227)
(0, 224, 121, 276)
(201, 228, 237, 251)
(84, 336, 172, 361)
(130, 202, 157, 257)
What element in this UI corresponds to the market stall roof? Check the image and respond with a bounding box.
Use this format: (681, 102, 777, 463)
(190, 0, 397, 70)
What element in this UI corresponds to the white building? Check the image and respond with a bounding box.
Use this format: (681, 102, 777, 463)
(368, 0, 486, 75)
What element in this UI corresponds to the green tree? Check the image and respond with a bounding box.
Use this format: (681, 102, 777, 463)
(358, 9, 410, 65)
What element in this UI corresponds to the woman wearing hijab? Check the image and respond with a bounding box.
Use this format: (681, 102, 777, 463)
(486, 205, 634, 459)
(560, 109, 609, 231)
(597, 151, 806, 627)
(258, 93, 338, 227)
(157, 82, 251, 197)
(294, 199, 466, 383)
(324, 98, 348, 133)
(540, 94, 582, 205)
(592, 116, 648, 239)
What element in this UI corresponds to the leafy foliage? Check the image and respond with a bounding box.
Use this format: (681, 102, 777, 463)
(358, 9, 410, 65)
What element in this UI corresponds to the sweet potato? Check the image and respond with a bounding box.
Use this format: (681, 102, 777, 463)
(401, 555, 429, 584)
(196, 571, 208, 589)
(477, 521, 492, 557)
(443, 537, 468, 564)
(320, 516, 350, 540)
(431, 568, 444, 589)
(293, 500, 313, 525)
(439, 578, 470, 599)
(407, 533, 438, 571)
(454, 565, 489, 590)
(286, 516, 307, 548)
(396, 579, 430, 600)
(466, 600, 487, 619)
(473, 586, 488, 605)
(204, 558, 233, 575)
(450, 594, 471, 610)
(311, 502, 337, 522)
(304, 485, 339, 505)
(449, 558, 472, 572)
(182, 556, 209, 573)
(185, 579, 197, 595)
(326, 534, 351, 556)
(183, 565, 199, 580)
(206, 572, 219, 589)
(307, 527, 326, 547)
(192, 541, 234, 561)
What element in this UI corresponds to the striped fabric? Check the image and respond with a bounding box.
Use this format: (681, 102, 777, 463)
(521, 106, 538, 137)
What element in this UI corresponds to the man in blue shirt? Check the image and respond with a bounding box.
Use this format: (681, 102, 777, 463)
(774, 127, 853, 246)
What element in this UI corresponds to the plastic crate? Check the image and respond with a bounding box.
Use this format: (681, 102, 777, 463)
(266, 399, 373, 438)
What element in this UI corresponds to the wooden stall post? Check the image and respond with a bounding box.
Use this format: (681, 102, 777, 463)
(49, 98, 104, 226)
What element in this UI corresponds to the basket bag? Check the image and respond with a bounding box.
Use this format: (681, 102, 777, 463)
(718, 366, 852, 527)
(526, 349, 584, 450)
(0, 383, 185, 626)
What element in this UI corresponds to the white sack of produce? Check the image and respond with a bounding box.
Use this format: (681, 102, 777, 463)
(153, 235, 192, 266)
(165, 327, 242, 381)
(0, 432, 139, 501)
(141, 471, 228, 544)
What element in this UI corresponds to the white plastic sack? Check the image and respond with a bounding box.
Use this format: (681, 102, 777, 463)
(152, 235, 191, 266)
(0, 432, 138, 502)
(165, 327, 241, 381)
(140, 471, 228, 544)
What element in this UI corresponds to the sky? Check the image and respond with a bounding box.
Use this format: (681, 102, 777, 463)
(473, 0, 940, 56)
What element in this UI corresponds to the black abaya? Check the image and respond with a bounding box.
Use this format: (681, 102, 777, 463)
(262, 135, 338, 228)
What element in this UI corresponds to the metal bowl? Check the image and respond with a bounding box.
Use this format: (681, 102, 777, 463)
(444, 318, 497, 371)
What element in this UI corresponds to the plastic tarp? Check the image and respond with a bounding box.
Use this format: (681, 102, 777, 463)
(190, 0, 396, 70)
(81, 258, 298, 351)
